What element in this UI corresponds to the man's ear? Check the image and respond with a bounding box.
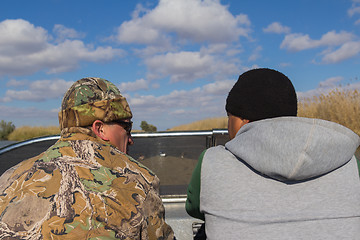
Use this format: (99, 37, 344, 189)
(92, 120, 109, 141)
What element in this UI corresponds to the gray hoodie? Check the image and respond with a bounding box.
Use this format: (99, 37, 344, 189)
(200, 117, 360, 240)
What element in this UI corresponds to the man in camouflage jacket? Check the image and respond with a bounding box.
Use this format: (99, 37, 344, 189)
(0, 78, 174, 239)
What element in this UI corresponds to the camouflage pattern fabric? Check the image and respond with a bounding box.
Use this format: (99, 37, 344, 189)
(59, 78, 132, 131)
(0, 133, 174, 239)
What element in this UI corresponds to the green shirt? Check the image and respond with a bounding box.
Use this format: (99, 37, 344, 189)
(185, 150, 206, 221)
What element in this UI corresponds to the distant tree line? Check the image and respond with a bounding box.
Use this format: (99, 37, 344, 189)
(0, 120, 15, 140)
(140, 121, 157, 132)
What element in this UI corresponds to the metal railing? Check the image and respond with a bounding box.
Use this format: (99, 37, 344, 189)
(0, 129, 228, 154)
(0, 130, 229, 192)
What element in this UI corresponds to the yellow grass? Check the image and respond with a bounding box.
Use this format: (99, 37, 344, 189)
(167, 117, 227, 131)
(7, 126, 143, 141)
(8, 126, 60, 141)
(298, 89, 360, 136)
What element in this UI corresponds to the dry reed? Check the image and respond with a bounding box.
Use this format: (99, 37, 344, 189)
(8, 126, 60, 141)
(167, 117, 227, 131)
(298, 89, 360, 136)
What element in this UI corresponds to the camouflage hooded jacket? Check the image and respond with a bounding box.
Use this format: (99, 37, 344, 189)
(0, 132, 174, 240)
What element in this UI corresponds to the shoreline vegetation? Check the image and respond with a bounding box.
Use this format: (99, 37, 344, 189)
(6, 88, 360, 141)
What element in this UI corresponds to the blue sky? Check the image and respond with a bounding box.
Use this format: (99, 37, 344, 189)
(1, 0, 360, 131)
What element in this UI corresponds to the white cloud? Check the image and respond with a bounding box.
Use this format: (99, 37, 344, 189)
(171, 109, 186, 115)
(202, 80, 236, 95)
(145, 51, 216, 82)
(200, 44, 229, 55)
(348, 6, 360, 17)
(112, 0, 249, 84)
(144, 48, 241, 82)
(129, 79, 234, 116)
(200, 43, 243, 57)
(318, 76, 344, 88)
(321, 41, 360, 63)
(236, 13, 251, 26)
(151, 83, 160, 89)
(6, 79, 29, 87)
(248, 46, 262, 61)
(115, 0, 251, 45)
(115, 17, 167, 45)
(281, 33, 313, 51)
(320, 31, 356, 45)
(348, 0, 360, 25)
(2, 79, 73, 102)
(0, 105, 56, 119)
(0, 19, 124, 76)
(133, 44, 174, 58)
(297, 76, 360, 99)
(263, 22, 290, 34)
(280, 30, 360, 64)
(348, 0, 360, 17)
(0, 19, 48, 55)
(127, 79, 236, 129)
(280, 31, 355, 52)
(297, 78, 341, 99)
(53, 24, 86, 42)
(0, 104, 59, 127)
(119, 79, 149, 92)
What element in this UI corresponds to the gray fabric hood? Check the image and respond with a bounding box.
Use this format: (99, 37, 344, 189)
(225, 117, 360, 182)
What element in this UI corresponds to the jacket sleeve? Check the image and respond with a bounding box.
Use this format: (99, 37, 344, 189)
(142, 176, 175, 240)
(185, 150, 206, 221)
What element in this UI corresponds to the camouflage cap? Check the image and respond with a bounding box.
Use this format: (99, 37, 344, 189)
(58, 77, 132, 130)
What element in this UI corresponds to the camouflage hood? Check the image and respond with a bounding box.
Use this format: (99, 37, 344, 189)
(59, 77, 132, 133)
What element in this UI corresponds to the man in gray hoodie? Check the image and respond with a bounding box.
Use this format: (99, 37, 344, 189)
(186, 68, 360, 239)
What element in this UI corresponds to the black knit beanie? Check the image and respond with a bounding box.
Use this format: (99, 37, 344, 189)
(225, 68, 297, 121)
